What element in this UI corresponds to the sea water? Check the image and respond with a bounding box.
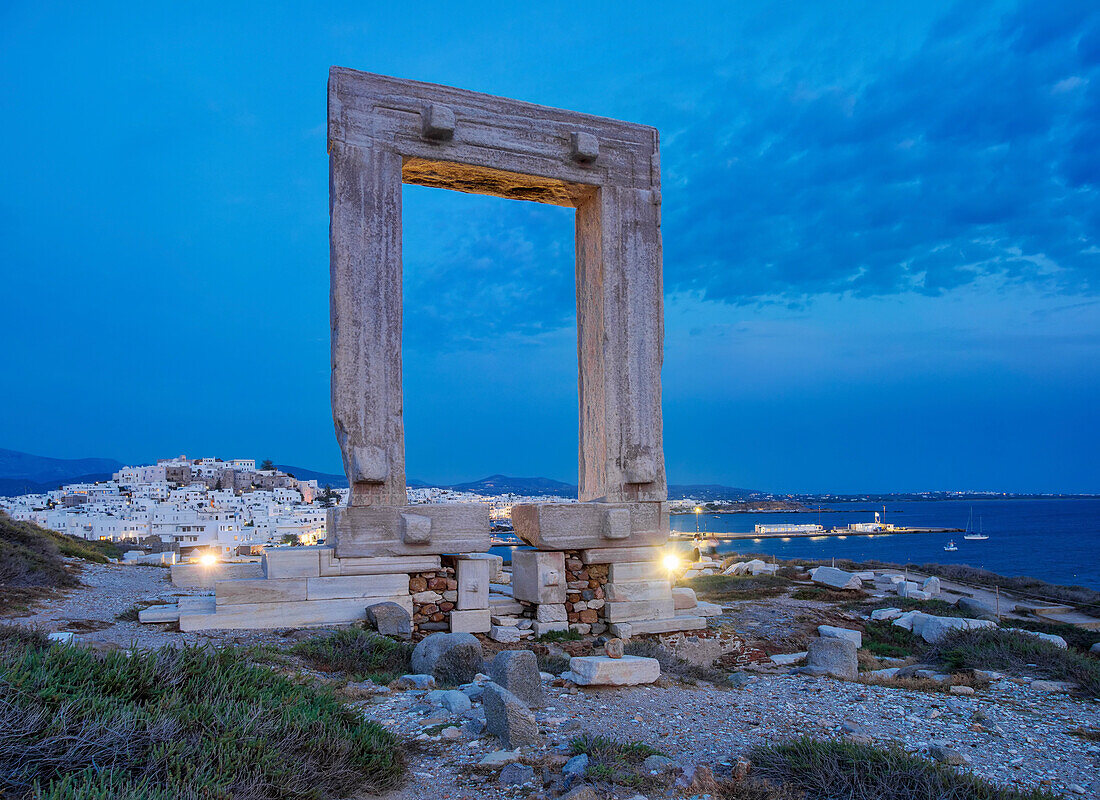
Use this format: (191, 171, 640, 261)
(670, 498, 1100, 590)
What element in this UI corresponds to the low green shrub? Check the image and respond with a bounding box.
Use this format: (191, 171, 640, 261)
(860, 621, 921, 659)
(290, 626, 412, 683)
(0, 624, 403, 799)
(680, 573, 791, 600)
(745, 737, 1059, 800)
(927, 628, 1100, 698)
(569, 734, 664, 788)
(538, 628, 582, 642)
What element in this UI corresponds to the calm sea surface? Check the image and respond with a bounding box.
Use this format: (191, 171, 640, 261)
(669, 498, 1100, 590)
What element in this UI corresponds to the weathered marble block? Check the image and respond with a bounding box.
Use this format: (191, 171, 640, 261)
(329, 504, 489, 558)
(511, 550, 566, 604)
(454, 557, 490, 610)
(512, 502, 668, 551)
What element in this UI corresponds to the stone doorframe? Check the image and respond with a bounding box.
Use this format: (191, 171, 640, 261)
(328, 68, 667, 556)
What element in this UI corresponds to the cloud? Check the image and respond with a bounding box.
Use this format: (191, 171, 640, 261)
(402, 1, 1099, 350)
(660, 0, 1100, 304)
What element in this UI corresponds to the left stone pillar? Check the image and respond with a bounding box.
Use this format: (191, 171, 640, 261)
(329, 141, 406, 507)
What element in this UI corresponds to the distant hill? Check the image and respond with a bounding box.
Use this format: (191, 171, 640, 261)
(0, 473, 120, 497)
(0, 448, 122, 484)
(449, 475, 577, 496)
(668, 484, 761, 501)
(275, 465, 428, 489)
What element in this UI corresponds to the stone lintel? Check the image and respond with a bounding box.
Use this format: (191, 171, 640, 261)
(581, 545, 665, 565)
(329, 504, 489, 558)
(512, 502, 669, 550)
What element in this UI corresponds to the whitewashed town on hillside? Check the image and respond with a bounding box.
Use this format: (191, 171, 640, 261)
(0, 456, 580, 560)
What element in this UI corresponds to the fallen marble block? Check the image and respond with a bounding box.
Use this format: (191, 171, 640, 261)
(818, 625, 862, 647)
(567, 655, 661, 686)
(810, 566, 862, 590)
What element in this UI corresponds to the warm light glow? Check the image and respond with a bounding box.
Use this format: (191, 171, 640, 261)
(662, 554, 680, 572)
(694, 506, 702, 514)
(199, 553, 217, 567)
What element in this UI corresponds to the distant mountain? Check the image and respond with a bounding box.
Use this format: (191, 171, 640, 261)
(0, 448, 123, 485)
(0, 473, 119, 497)
(668, 484, 762, 501)
(449, 475, 577, 496)
(275, 465, 428, 489)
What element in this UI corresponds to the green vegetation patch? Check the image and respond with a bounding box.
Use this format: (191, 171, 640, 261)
(928, 629, 1100, 699)
(0, 624, 403, 800)
(1006, 618, 1098, 653)
(536, 652, 571, 676)
(927, 628, 1100, 698)
(0, 513, 126, 613)
(569, 734, 664, 789)
(790, 586, 867, 603)
(860, 620, 922, 659)
(290, 625, 412, 684)
(537, 628, 582, 643)
(679, 573, 791, 600)
(743, 737, 1060, 800)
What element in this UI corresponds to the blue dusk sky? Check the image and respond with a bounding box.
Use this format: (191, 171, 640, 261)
(1, 1, 1097, 493)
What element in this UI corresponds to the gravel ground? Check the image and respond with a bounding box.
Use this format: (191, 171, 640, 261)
(356, 669, 1100, 800)
(5, 562, 1100, 799)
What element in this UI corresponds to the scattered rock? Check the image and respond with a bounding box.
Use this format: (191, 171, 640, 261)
(568, 655, 660, 686)
(728, 671, 755, 688)
(870, 608, 902, 621)
(917, 615, 997, 644)
(563, 753, 589, 775)
(1002, 628, 1068, 649)
(1090, 642, 1100, 655)
(950, 685, 976, 696)
(1031, 680, 1075, 693)
(490, 625, 522, 643)
(489, 649, 545, 708)
(395, 673, 435, 690)
(955, 597, 999, 621)
(499, 763, 535, 786)
(478, 749, 521, 768)
(411, 632, 484, 684)
(605, 637, 625, 658)
(440, 689, 472, 714)
(365, 601, 412, 638)
(803, 637, 858, 680)
(810, 566, 862, 590)
(769, 652, 806, 666)
(482, 682, 541, 748)
(922, 576, 941, 597)
(560, 785, 600, 800)
(818, 625, 862, 647)
(929, 744, 971, 766)
(440, 725, 462, 740)
(643, 754, 674, 773)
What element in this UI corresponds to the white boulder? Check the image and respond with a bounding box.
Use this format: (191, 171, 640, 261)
(810, 566, 862, 591)
(818, 625, 863, 647)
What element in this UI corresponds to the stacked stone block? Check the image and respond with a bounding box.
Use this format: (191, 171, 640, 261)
(563, 551, 607, 635)
(410, 564, 457, 634)
(176, 545, 420, 631)
(582, 546, 708, 638)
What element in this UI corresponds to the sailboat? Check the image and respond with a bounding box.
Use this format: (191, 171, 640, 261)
(944, 540, 958, 551)
(964, 516, 989, 541)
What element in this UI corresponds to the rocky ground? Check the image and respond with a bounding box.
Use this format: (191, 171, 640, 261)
(4, 560, 1100, 799)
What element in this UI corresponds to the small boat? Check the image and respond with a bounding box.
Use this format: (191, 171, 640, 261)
(944, 540, 958, 551)
(964, 517, 989, 541)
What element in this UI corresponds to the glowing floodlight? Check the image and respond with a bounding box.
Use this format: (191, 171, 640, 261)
(199, 553, 217, 567)
(662, 554, 680, 572)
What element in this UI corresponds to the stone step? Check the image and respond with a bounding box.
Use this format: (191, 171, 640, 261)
(608, 614, 707, 638)
(489, 596, 525, 615)
(138, 604, 181, 623)
(178, 594, 412, 631)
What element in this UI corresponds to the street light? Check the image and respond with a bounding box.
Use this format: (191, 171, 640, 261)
(694, 506, 702, 535)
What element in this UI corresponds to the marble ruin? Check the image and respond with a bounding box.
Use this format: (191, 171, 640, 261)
(165, 68, 706, 638)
